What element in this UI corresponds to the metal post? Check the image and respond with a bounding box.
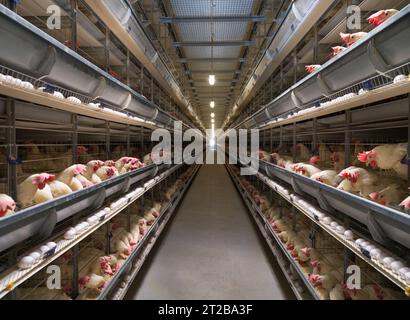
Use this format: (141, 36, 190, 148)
(270, 128, 273, 151)
(6, 98, 17, 199)
(7, 0, 17, 12)
(72, 114, 78, 164)
(313, 24, 318, 64)
(106, 121, 110, 160)
(293, 48, 298, 84)
(279, 126, 283, 150)
(140, 126, 144, 156)
(140, 67, 144, 94)
(71, 244, 79, 299)
(408, 94, 410, 187)
(70, 0, 78, 53)
(105, 222, 111, 255)
(126, 124, 131, 156)
(105, 28, 110, 73)
(151, 77, 154, 102)
(312, 118, 317, 152)
(292, 123, 297, 162)
(125, 50, 130, 87)
(345, 110, 352, 168)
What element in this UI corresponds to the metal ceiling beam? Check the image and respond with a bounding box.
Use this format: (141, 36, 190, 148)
(186, 70, 241, 75)
(172, 40, 255, 47)
(160, 16, 266, 23)
(178, 57, 246, 63)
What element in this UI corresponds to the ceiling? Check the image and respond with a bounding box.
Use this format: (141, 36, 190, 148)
(156, 0, 266, 129)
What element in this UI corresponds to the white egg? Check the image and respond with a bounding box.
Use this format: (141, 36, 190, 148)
(104, 207, 111, 213)
(18, 256, 35, 269)
(46, 242, 57, 249)
(382, 257, 395, 269)
(29, 251, 41, 263)
(365, 245, 377, 253)
(355, 238, 365, 246)
(14, 79, 22, 87)
(53, 91, 65, 99)
(393, 74, 408, 84)
(64, 228, 76, 240)
(369, 248, 382, 260)
(21, 81, 34, 90)
(359, 241, 370, 249)
(336, 226, 345, 234)
(322, 217, 333, 225)
(343, 230, 354, 240)
(39, 245, 50, 255)
(405, 272, 410, 285)
(67, 96, 82, 104)
(391, 261, 405, 274)
(398, 267, 410, 280)
(87, 216, 97, 225)
(74, 224, 84, 233)
(330, 222, 339, 229)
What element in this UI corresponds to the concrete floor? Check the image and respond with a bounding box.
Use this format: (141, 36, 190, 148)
(125, 165, 295, 300)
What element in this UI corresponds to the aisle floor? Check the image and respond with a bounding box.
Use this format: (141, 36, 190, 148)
(126, 165, 295, 300)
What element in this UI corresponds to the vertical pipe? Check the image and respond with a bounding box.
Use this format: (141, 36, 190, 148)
(72, 114, 78, 164)
(71, 244, 79, 299)
(126, 49, 130, 87)
(140, 67, 144, 94)
(270, 128, 273, 152)
(70, 0, 78, 53)
(292, 123, 296, 162)
(313, 24, 318, 64)
(106, 121, 110, 160)
(345, 110, 351, 168)
(408, 94, 410, 187)
(105, 222, 111, 255)
(151, 77, 154, 102)
(105, 28, 110, 73)
(312, 118, 317, 153)
(140, 126, 144, 157)
(293, 48, 298, 84)
(6, 98, 17, 199)
(126, 124, 131, 156)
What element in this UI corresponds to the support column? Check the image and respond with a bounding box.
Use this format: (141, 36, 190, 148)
(6, 98, 17, 199)
(72, 114, 78, 164)
(70, 0, 78, 53)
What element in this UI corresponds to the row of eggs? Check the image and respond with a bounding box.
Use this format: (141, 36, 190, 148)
(265, 74, 409, 127)
(17, 242, 57, 269)
(267, 178, 410, 285)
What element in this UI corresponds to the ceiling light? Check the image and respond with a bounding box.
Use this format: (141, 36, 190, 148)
(211, 119, 214, 123)
(211, 113, 215, 118)
(209, 74, 215, 86)
(210, 101, 215, 108)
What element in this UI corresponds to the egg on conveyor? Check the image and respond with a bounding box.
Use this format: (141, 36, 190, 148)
(21, 81, 34, 90)
(399, 267, 410, 280)
(87, 216, 98, 225)
(53, 91, 65, 99)
(104, 207, 111, 213)
(39, 245, 50, 255)
(29, 251, 42, 263)
(355, 238, 365, 247)
(336, 226, 345, 234)
(382, 257, 395, 269)
(64, 228, 76, 240)
(330, 222, 339, 230)
(343, 230, 354, 240)
(364, 245, 377, 253)
(390, 261, 405, 275)
(322, 217, 333, 225)
(67, 96, 82, 104)
(405, 272, 410, 285)
(18, 256, 35, 269)
(393, 74, 408, 84)
(46, 242, 57, 250)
